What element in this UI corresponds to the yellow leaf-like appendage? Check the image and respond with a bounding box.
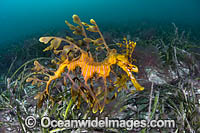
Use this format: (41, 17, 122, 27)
(39, 37, 62, 52)
(32, 61, 45, 72)
(83, 38, 103, 46)
(82, 22, 98, 32)
(72, 14, 81, 25)
(65, 20, 76, 30)
(39, 37, 53, 44)
(83, 38, 92, 43)
(90, 19, 96, 25)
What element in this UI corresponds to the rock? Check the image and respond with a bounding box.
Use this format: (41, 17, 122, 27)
(145, 68, 167, 84)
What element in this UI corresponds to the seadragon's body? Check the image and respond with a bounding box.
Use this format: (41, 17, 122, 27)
(45, 49, 144, 95)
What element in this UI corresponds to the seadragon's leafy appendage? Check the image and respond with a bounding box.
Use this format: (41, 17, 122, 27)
(29, 14, 144, 113)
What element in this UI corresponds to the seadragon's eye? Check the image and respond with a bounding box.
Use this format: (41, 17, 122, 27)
(131, 65, 138, 72)
(126, 64, 138, 73)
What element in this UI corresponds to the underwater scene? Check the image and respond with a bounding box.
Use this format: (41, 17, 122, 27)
(0, 0, 200, 132)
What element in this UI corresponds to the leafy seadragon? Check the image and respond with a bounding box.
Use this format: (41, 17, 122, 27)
(29, 15, 144, 113)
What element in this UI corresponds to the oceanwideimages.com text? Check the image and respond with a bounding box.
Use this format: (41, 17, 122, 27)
(25, 116, 175, 130)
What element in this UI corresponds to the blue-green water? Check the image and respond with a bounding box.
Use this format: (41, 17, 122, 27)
(0, 0, 200, 45)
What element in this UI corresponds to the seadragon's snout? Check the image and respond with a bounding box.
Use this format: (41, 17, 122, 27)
(116, 54, 144, 91)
